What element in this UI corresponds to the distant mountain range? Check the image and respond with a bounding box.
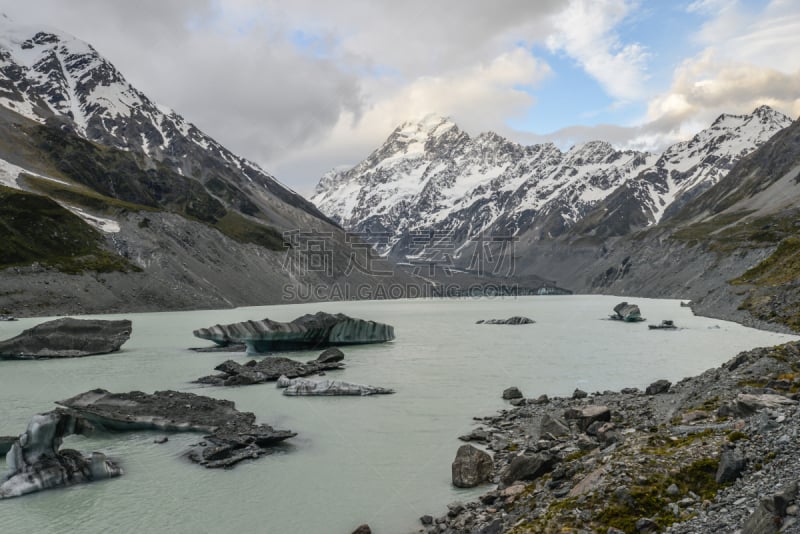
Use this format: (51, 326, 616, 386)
(312, 106, 792, 259)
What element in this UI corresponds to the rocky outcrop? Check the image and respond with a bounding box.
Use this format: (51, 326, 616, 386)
(451, 445, 493, 488)
(610, 302, 644, 322)
(193, 312, 395, 353)
(0, 318, 132, 359)
(0, 411, 122, 499)
(476, 317, 535, 325)
(419, 341, 800, 533)
(195, 356, 345, 386)
(741, 483, 798, 534)
(57, 389, 296, 469)
(276, 376, 395, 396)
(500, 453, 555, 487)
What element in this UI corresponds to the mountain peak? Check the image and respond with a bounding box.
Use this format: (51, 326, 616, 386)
(394, 114, 458, 140)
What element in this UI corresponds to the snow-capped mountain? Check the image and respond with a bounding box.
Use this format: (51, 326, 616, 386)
(312, 106, 792, 258)
(0, 15, 322, 223)
(574, 105, 793, 238)
(312, 115, 655, 255)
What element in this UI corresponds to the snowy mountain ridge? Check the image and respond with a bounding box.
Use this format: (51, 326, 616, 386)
(312, 106, 792, 257)
(0, 15, 323, 222)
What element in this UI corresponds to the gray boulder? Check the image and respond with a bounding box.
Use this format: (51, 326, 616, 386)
(645, 379, 671, 395)
(500, 453, 555, 486)
(716, 447, 747, 483)
(0, 318, 132, 360)
(451, 444, 493, 488)
(502, 387, 523, 400)
(539, 413, 570, 437)
(193, 311, 394, 353)
(0, 411, 122, 499)
(564, 405, 611, 432)
(312, 347, 345, 364)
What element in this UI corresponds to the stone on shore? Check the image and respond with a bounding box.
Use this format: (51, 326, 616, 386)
(193, 311, 394, 353)
(724, 393, 798, 417)
(452, 444, 493, 488)
(0, 318, 132, 360)
(500, 453, 555, 487)
(502, 387, 523, 400)
(539, 413, 570, 437)
(564, 405, 611, 432)
(645, 379, 672, 395)
(351, 525, 372, 534)
(277, 376, 394, 396)
(57, 389, 296, 469)
(0, 411, 122, 499)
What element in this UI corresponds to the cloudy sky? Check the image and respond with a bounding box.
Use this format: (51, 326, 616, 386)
(1, 0, 799, 195)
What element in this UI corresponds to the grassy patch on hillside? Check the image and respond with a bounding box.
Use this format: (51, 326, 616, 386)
(0, 185, 137, 274)
(214, 211, 285, 251)
(733, 237, 800, 286)
(22, 175, 156, 215)
(29, 123, 285, 251)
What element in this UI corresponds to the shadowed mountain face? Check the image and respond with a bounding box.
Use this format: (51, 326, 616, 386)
(0, 18, 403, 315)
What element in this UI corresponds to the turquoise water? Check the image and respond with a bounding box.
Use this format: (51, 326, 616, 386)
(0, 296, 795, 533)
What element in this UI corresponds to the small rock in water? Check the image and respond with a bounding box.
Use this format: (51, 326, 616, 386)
(312, 347, 345, 364)
(154, 436, 169, 444)
(351, 524, 372, 534)
(502, 387, 523, 400)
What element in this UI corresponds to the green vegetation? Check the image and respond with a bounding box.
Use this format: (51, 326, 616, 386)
(28, 123, 285, 252)
(594, 458, 720, 532)
(733, 237, 800, 287)
(727, 431, 749, 442)
(22, 175, 155, 215)
(0, 185, 137, 274)
(644, 430, 713, 455)
(214, 211, 285, 251)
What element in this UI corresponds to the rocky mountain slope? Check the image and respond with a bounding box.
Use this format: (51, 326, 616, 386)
(312, 108, 791, 261)
(0, 18, 393, 316)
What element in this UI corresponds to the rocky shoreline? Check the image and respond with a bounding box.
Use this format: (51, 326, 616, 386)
(418, 341, 800, 533)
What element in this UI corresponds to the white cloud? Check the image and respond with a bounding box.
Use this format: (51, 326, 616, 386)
(272, 48, 552, 193)
(546, 0, 649, 102)
(642, 0, 800, 143)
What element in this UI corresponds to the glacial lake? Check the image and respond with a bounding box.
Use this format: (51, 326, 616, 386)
(0, 295, 796, 534)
